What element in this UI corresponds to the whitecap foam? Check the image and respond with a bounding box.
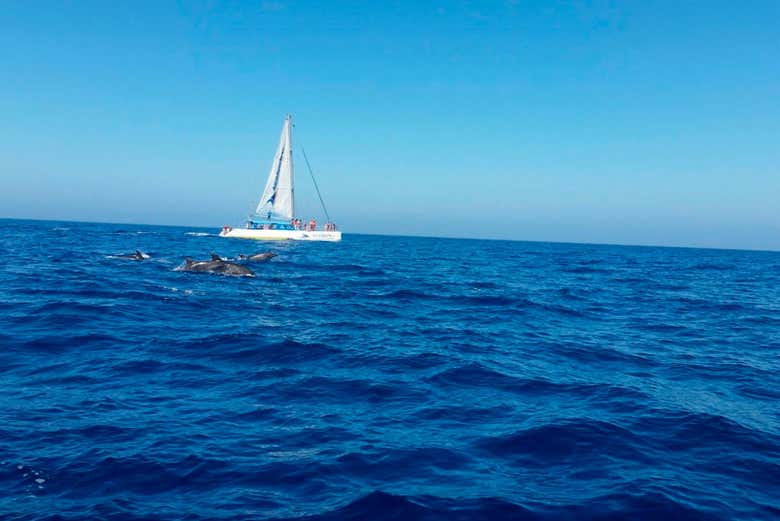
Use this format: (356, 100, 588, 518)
(164, 286, 197, 295)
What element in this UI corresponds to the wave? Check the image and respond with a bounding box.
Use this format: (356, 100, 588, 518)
(17, 333, 123, 352)
(474, 418, 649, 465)
(563, 266, 614, 274)
(45, 454, 233, 496)
(630, 409, 780, 454)
(375, 291, 577, 313)
(735, 383, 780, 400)
(552, 341, 658, 367)
(384, 351, 449, 370)
(325, 446, 472, 481)
(270, 490, 724, 521)
(378, 288, 437, 301)
(687, 262, 735, 271)
(466, 280, 501, 289)
(301, 263, 387, 276)
(202, 337, 341, 364)
(411, 404, 512, 423)
(36, 424, 141, 444)
(427, 364, 651, 408)
(271, 375, 428, 404)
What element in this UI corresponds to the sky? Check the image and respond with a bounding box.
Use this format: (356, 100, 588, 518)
(0, 1, 778, 250)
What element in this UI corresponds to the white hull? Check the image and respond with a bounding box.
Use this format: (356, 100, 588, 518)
(220, 228, 341, 242)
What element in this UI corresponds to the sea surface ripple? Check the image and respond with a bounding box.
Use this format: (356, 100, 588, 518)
(1, 219, 779, 520)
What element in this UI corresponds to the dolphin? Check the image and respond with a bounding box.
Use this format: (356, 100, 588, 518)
(180, 253, 255, 277)
(116, 250, 150, 261)
(238, 252, 277, 263)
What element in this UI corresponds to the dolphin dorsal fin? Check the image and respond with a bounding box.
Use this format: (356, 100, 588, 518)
(210, 253, 222, 261)
(185, 257, 193, 265)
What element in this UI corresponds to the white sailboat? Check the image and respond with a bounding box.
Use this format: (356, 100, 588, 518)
(219, 115, 342, 242)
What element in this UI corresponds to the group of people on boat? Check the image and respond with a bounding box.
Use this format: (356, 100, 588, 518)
(241, 219, 337, 232)
(290, 218, 337, 231)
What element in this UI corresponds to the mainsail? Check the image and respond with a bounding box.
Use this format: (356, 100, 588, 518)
(255, 115, 294, 221)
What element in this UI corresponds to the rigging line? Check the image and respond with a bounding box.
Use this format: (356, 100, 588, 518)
(299, 144, 332, 223)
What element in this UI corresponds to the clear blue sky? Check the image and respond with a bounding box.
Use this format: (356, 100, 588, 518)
(1, 1, 778, 249)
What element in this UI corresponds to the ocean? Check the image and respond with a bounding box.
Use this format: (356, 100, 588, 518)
(1, 218, 778, 520)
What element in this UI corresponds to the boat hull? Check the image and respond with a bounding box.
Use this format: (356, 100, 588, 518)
(219, 228, 342, 242)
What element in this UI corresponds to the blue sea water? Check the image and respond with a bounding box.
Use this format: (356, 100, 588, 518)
(1, 218, 779, 520)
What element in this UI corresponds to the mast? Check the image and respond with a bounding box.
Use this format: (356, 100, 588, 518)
(288, 114, 295, 220)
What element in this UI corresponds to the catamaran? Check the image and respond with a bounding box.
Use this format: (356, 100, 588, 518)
(219, 115, 341, 241)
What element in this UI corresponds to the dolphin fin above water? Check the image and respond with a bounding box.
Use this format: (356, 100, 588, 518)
(240, 252, 277, 263)
(113, 250, 150, 260)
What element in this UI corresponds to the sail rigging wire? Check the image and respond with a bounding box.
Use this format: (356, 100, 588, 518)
(299, 144, 332, 223)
